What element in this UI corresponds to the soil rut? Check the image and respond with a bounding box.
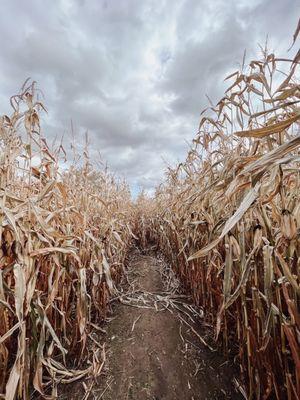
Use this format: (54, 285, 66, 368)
(99, 251, 241, 400)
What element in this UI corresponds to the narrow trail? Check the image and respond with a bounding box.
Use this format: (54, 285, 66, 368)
(97, 250, 241, 400)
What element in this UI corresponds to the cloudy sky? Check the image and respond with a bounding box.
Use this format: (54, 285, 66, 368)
(0, 0, 299, 195)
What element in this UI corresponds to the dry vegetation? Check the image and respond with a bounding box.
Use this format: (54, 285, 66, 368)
(1, 37, 300, 400)
(0, 81, 134, 399)
(136, 49, 300, 399)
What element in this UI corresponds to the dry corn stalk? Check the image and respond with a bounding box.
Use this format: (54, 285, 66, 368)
(137, 51, 300, 399)
(0, 81, 134, 399)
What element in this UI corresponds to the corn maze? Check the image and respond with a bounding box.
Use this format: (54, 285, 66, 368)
(1, 48, 300, 399)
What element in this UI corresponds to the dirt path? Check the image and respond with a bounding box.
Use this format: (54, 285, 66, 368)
(98, 250, 242, 400)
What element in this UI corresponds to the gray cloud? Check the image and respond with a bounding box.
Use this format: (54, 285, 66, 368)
(0, 0, 298, 194)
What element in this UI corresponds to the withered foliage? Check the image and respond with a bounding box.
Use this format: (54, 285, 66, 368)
(137, 51, 300, 399)
(0, 82, 134, 399)
(1, 37, 300, 400)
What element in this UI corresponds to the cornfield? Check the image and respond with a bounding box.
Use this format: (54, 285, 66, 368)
(136, 50, 300, 399)
(0, 81, 134, 399)
(1, 39, 300, 400)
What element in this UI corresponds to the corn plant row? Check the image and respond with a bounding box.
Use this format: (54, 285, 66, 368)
(136, 52, 300, 399)
(0, 82, 134, 399)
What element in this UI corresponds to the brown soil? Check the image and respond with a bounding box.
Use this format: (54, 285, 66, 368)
(58, 249, 242, 400)
(97, 251, 241, 400)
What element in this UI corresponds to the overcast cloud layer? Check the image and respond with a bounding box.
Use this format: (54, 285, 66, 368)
(0, 0, 299, 194)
